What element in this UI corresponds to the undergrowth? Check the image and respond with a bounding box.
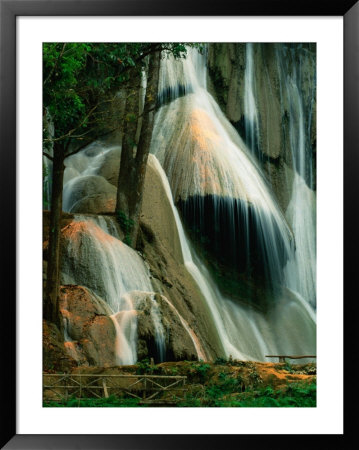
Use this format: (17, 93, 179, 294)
(43, 395, 143, 408)
(44, 381, 316, 408)
(178, 381, 316, 407)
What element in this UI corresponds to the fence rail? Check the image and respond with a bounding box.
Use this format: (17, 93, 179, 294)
(43, 373, 188, 404)
(265, 355, 317, 363)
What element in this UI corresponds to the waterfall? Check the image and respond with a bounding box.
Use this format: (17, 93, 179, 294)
(150, 47, 316, 360)
(244, 43, 261, 161)
(60, 214, 169, 365)
(152, 47, 294, 296)
(57, 44, 316, 365)
(240, 43, 317, 308)
(149, 154, 315, 361)
(276, 45, 317, 308)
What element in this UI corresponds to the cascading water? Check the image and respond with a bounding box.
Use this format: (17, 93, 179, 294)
(152, 47, 294, 297)
(150, 47, 316, 360)
(275, 44, 317, 309)
(58, 44, 316, 365)
(61, 150, 206, 364)
(241, 44, 316, 309)
(243, 43, 261, 161)
(60, 214, 168, 364)
(149, 153, 315, 361)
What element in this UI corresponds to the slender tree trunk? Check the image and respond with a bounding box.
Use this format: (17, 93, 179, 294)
(44, 144, 65, 327)
(130, 51, 161, 245)
(116, 72, 141, 244)
(116, 52, 161, 248)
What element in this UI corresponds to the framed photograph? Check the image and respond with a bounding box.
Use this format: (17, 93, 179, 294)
(1, 0, 356, 448)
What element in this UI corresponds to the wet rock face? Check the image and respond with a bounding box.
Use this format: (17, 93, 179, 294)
(64, 175, 116, 214)
(207, 43, 316, 210)
(177, 193, 291, 278)
(95, 146, 121, 187)
(59, 285, 117, 367)
(43, 319, 77, 372)
(133, 292, 198, 362)
(62, 144, 122, 215)
(141, 155, 184, 265)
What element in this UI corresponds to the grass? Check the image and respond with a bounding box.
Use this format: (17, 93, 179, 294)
(178, 381, 316, 407)
(44, 395, 144, 408)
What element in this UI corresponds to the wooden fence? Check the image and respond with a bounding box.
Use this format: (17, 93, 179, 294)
(43, 373, 188, 405)
(265, 355, 317, 363)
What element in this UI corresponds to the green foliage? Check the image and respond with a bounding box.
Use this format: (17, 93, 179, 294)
(190, 362, 211, 383)
(135, 358, 161, 375)
(214, 356, 228, 365)
(44, 395, 143, 408)
(179, 381, 316, 408)
(116, 210, 135, 246)
(170, 366, 179, 375)
(283, 359, 293, 373)
(43, 42, 203, 152)
(44, 381, 316, 408)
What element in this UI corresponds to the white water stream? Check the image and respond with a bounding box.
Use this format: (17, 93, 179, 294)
(149, 154, 316, 361)
(152, 48, 295, 290)
(59, 45, 316, 364)
(242, 43, 316, 309)
(276, 44, 317, 308)
(150, 47, 316, 360)
(60, 214, 168, 365)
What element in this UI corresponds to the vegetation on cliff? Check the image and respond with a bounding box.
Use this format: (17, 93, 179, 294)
(43, 42, 202, 328)
(43, 359, 316, 408)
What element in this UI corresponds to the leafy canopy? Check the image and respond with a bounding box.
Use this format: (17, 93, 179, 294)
(43, 42, 203, 150)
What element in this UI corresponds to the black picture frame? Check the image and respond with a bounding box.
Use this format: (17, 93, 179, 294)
(1, 0, 357, 448)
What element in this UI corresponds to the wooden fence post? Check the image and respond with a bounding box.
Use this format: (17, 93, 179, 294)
(64, 373, 68, 402)
(102, 377, 109, 398)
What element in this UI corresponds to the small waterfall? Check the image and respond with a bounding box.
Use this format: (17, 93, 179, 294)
(240, 43, 317, 309)
(147, 293, 166, 363)
(63, 142, 119, 213)
(159, 294, 207, 361)
(110, 298, 138, 366)
(244, 43, 261, 160)
(276, 45, 317, 308)
(60, 215, 169, 364)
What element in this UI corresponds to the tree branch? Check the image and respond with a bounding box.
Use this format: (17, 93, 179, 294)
(43, 152, 53, 161)
(64, 125, 122, 159)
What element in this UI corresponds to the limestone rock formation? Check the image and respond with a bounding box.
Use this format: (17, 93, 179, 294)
(64, 175, 116, 214)
(141, 154, 184, 264)
(59, 285, 117, 367)
(95, 146, 122, 187)
(207, 43, 316, 211)
(119, 291, 200, 362)
(43, 319, 77, 372)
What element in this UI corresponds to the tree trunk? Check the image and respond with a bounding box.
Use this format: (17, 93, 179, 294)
(130, 51, 161, 246)
(116, 72, 141, 245)
(116, 52, 161, 248)
(44, 144, 65, 327)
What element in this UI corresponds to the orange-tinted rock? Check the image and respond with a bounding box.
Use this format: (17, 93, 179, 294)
(43, 320, 77, 373)
(59, 285, 117, 367)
